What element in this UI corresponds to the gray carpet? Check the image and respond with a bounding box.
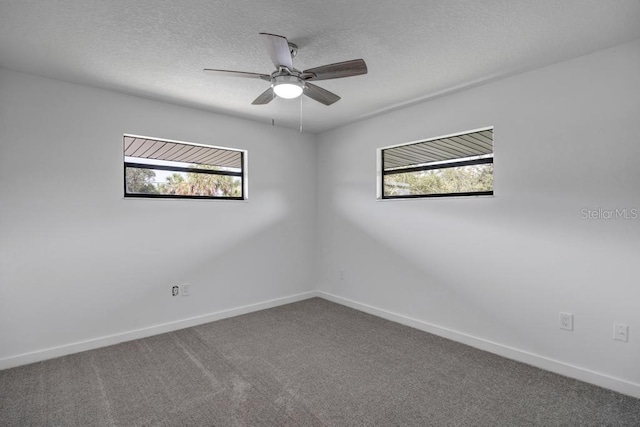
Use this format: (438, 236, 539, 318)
(1, 298, 639, 426)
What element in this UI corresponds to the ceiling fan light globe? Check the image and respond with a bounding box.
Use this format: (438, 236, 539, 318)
(272, 75, 304, 99)
(274, 83, 303, 99)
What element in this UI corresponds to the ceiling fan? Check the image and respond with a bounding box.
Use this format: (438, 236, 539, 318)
(204, 33, 367, 106)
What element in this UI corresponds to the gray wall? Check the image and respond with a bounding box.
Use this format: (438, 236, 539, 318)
(0, 69, 317, 363)
(315, 39, 640, 395)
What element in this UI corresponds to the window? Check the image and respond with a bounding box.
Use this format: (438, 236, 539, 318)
(123, 135, 246, 200)
(379, 127, 493, 199)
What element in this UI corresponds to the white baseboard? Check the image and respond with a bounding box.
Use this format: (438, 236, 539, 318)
(317, 291, 640, 399)
(4, 289, 638, 399)
(0, 291, 319, 370)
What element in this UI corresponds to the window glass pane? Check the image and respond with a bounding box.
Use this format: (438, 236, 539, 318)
(125, 167, 242, 198)
(383, 163, 493, 197)
(123, 135, 245, 200)
(380, 127, 493, 199)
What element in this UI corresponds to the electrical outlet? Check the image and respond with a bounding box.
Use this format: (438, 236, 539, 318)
(559, 312, 573, 331)
(171, 285, 180, 297)
(613, 323, 629, 342)
(181, 283, 190, 296)
(339, 268, 345, 280)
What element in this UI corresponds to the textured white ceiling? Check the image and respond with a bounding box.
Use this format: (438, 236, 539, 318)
(2, 0, 640, 133)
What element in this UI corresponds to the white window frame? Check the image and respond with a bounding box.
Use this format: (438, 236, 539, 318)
(123, 134, 248, 200)
(377, 126, 494, 200)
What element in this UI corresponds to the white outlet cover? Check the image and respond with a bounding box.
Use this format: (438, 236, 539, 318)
(181, 283, 190, 296)
(613, 323, 629, 342)
(559, 312, 573, 331)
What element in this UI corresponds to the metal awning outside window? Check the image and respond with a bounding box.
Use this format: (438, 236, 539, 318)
(124, 135, 242, 169)
(383, 128, 493, 172)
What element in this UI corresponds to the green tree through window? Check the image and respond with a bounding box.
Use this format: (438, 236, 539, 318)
(125, 168, 159, 194)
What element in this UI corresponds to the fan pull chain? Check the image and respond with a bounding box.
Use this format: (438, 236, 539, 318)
(299, 94, 303, 133)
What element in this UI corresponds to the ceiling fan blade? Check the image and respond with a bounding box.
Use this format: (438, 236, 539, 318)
(259, 33, 293, 70)
(303, 83, 341, 106)
(251, 87, 275, 105)
(204, 69, 271, 81)
(302, 59, 368, 81)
